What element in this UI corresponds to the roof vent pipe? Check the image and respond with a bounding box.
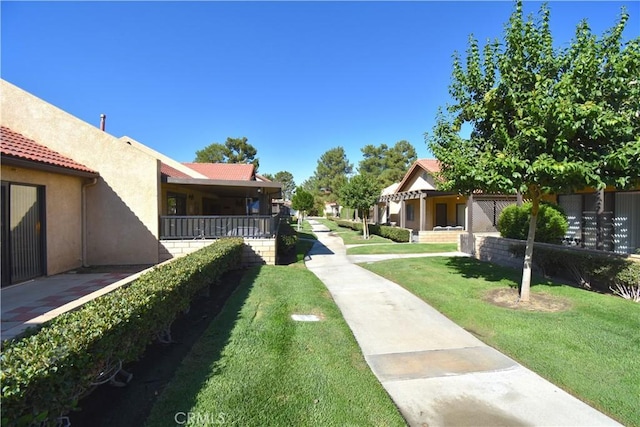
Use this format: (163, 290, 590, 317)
(100, 114, 106, 131)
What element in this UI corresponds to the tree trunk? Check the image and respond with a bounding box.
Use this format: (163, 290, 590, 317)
(363, 216, 369, 240)
(519, 196, 539, 303)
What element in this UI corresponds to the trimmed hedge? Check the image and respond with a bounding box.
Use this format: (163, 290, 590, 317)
(334, 219, 411, 243)
(0, 238, 243, 426)
(497, 202, 568, 244)
(509, 242, 640, 292)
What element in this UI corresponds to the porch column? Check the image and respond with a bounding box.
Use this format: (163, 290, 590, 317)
(373, 203, 379, 224)
(419, 193, 427, 231)
(466, 194, 475, 255)
(400, 199, 406, 229)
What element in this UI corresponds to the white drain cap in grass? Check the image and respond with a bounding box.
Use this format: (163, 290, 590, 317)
(291, 314, 321, 322)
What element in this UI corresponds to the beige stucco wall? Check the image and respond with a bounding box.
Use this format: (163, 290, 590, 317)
(405, 171, 437, 192)
(1, 80, 160, 265)
(1, 165, 84, 275)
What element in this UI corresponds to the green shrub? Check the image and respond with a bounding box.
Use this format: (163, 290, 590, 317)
(498, 202, 568, 244)
(340, 208, 356, 221)
(0, 239, 243, 426)
(333, 219, 411, 243)
(369, 224, 412, 243)
(277, 220, 298, 255)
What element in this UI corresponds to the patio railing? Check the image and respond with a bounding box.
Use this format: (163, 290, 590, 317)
(160, 215, 279, 240)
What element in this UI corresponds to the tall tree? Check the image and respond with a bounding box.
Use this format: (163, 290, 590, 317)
(273, 171, 296, 200)
(291, 186, 315, 226)
(194, 137, 260, 171)
(359, 140, 417, 187)
(428, 1, 640, 302)
(339, 174, 381, 239)
(312, 146, 353, 199)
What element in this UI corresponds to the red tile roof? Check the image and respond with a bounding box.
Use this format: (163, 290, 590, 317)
(416, 159, 441, 174)
(0, 126, 97, 175)
(396, 158, 441, 192)
(182, 163, 255, 181)
(160, 162, 193, 179)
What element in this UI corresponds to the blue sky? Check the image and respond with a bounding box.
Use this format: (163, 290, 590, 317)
(2, 1, 638, 185)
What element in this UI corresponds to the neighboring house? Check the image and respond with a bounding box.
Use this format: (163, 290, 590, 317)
(377, 159, 518, 242)
(1, 79, 283, 281)
(1, 127, 99, 286)
(324, 202, 339, 217)
(374, 182, 400, 225)
(558, 188, 639, 254)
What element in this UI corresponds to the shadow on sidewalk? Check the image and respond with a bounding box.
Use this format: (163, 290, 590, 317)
(308, 240, 335, 256)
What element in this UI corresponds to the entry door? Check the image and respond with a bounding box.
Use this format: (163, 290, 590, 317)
(1, 183, 45, 286)
(435, 203, 447, 227)
(1, 183, 9, 286)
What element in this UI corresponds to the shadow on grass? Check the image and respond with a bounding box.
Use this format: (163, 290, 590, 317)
(69, 268, 250, 427)
(445, 257, 559, 289)
(297, 230, 317, 240)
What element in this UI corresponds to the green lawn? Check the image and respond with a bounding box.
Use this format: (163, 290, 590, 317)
(311, 217, 340, 231)
(347, 243, 458, 255)
(361, 256, 640, 427)
(145, 252, 405, 426)
(317, 219, 394, 245)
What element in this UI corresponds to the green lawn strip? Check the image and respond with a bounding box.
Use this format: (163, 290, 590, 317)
(145, 266, 405, 427)
(329, 226, 394, 245)
(294, 239, 315, 263)
(347, 243, 458, 255)
(361, 257, 640, 427)
(312, 218, 340, 231)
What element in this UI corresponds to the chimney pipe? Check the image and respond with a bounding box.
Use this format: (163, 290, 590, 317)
(100, 114, 106, 131)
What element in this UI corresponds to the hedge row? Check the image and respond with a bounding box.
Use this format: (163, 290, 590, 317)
(0, 238, 244, 426)
(509, 243, 640, 292)
(333, 219, 411, 243)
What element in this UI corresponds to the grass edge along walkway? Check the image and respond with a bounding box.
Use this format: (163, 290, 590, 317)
(361, 256, 640, 427)
(144, 262, 405, 426)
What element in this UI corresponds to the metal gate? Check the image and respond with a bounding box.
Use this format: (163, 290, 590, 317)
(1, 182, 45, 285)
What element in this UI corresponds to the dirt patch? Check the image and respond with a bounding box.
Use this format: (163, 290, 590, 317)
(68, 268, 246, 427)
(71, 264, 154, 274)
(483, 288, 571, 312)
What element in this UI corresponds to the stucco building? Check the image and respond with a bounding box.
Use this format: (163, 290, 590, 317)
(1, 80, 281, 286)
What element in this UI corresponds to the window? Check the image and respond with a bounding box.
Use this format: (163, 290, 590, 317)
(406, 204, 415, 221)
(167, 192, 187, 215)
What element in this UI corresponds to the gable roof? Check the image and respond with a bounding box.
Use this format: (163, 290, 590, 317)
(182, 163, 255, 181)
(0, 126, 98, 176)
(396, 159, 441, 193)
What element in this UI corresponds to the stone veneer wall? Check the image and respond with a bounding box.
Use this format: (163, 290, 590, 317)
(159, 238, 277, 266)
(419, 230, 466, 244)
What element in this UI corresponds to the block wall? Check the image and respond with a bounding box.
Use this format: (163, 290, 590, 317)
(159, 238, 276, 266)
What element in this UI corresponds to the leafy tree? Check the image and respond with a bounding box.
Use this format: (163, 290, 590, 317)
(273, 171, 296, 201)
(339, 174, 381, 239)
(427, 1, 640, 302)
(261, 173, 275, 181)
(194, 137, 260, 171)
(312, 146, 353, 198)
(359, 140, 417, 187)
(291, 186, 315, 226)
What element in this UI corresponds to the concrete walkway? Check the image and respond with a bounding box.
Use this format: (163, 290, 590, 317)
(304, 220, 620, 427)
